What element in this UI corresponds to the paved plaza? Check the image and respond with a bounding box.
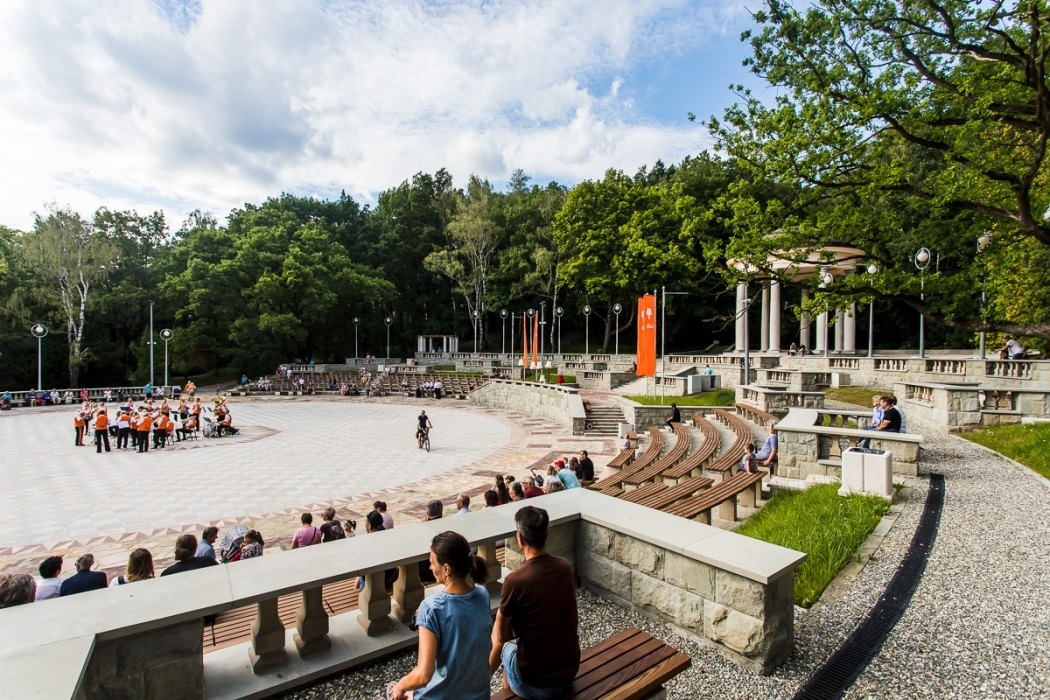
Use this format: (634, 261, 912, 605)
(0, 396, 615, 579)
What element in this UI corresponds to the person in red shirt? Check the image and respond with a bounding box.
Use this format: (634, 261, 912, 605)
(94, 408, 111, 453)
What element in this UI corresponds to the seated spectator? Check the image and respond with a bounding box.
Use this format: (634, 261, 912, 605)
(754, 421, 779, 467)
(374, 501, 394, 529)
(110, 548, 155, 586)
(161, 534, 220, 576)
(361, 511, 398, 590)
(510, 482, 525, 501)
(60, 554, 108, 595)
(494, 475, 511, 504)
(544, 480, 565, 494)
(240, 530, 265, 559)
(577, 451, 595, 481)
(456, 494, 471, 515)
(543, 465, 560, 489)
(320, 507, 346, 542)
(419, 500, 443, 584)
(35, 556, 64, 601)
(0, 573, 36, 609)
(389, 531, 492, 700)
(195, 527, 219, 561)
(554, 460, 581, 489)
(523, 477, 545, 499)
(291, 512, 322, 549)
(484, 489, 500, 508)
(876, 396, 902, 433)
(343, 519, 357, 537)
(738, 443, 758, 474)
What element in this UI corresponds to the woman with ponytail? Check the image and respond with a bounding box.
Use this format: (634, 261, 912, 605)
(389, 531, 491, 699)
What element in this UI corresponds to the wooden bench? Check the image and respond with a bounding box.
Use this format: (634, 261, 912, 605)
(606, 434, 637, 471)
(705, 409, 753, 481)
(662, 470, 765, 525)
(621, 423, 691, 488)
(735, 402, 777, 428)
(660, 415, 720, 484)
(631, 475, 713, 511)
(492, 626, 691, 700)
(595, 428, 663, 491)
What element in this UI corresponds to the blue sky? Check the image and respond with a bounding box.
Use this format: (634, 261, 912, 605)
(0, 0, 762, 230)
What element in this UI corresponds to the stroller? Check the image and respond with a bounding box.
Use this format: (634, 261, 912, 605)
(220, 524, 249, 563)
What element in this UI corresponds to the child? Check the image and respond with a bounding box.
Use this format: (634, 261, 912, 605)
(739, 443, 758, 474)
(343, 519, 357, 538)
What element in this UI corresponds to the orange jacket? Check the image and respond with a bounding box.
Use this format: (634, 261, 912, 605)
(95, 413, 109, 429)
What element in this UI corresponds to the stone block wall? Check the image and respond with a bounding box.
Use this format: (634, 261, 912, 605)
(470, 380, 584, 432)
(573, 522, 794, 674)
(81, 620, 203, 699)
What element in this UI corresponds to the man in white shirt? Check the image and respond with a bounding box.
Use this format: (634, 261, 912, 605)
(35, 556, 64, 601)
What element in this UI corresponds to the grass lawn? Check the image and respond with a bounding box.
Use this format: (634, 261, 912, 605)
(962, 423, 1050, 480)
(823, 386, 893, 407)
(737, 484, 891, 607)
(623, 390, 735, 407)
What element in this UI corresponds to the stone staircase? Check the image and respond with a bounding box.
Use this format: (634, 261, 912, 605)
(584, 405, 626, 436)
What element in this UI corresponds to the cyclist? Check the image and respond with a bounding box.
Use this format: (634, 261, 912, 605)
(416, 410, 433, 448)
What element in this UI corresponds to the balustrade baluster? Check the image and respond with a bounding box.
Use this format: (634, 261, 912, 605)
(294, 586, 331, 655)
(249, 597, 287, 673)
(393, 564, 424, 623)
(357, 571, 394, 636)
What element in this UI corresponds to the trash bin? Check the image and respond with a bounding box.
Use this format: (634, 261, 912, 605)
(839, 447, 893, 499)
(618, 422, 635, 439)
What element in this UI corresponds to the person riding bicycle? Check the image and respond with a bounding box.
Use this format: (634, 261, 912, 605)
(416, 410, 433, 446)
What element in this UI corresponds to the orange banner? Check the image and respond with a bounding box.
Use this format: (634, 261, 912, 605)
(531, 314, 539, 368)
(637, 294, 657, 376)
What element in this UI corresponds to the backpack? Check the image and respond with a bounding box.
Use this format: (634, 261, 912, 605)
(322, 520, 345, 542)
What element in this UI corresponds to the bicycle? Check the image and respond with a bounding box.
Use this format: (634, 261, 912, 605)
(417, 428, 431, 452)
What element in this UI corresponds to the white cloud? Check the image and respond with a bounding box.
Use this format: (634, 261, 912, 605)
(0, 0, 749, 230)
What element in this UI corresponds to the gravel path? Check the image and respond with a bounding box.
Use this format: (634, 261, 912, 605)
(279, 433, 1050, 700)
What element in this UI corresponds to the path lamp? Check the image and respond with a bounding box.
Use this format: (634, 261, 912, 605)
(353, 317, 360, 362)
(866, 265, 878, 358)
(660, 288, 687, 400)
(977, 234, 992, 359)
(160, 329, 173, 390)
(500, 309, 508, 355)
(583, 305, 592, 356)
(819, 267, 833, 359)
(384, 316, 392, 360)
(555, 307, 564, 355)
(612, 303, 622, 356)
(914, 248, 931, 358)
(30, 323, 48, 391)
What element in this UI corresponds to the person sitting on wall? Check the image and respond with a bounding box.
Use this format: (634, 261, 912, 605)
(754, 421, 779, 467)
(876, 396, 902, 433)
(665, 402, 681, 430)
(161, 534, 219, 576)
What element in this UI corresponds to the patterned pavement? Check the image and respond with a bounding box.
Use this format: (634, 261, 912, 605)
(0, 395, 616, 580)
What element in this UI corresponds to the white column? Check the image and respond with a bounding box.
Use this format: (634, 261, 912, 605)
(735, 281, 746, 351)
(760, 281, 770, 353)
(843, 304, 857, 353)
(800, 288, 811, 350)
(768, 280, 781, 353)
(835, 309, 845, 351)
(815, 310, 827, 352)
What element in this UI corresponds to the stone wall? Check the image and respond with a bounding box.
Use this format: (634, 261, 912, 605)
(469, 380, 586, 433)
(82, 620, 203, 699)
(574, 521, 795, 674)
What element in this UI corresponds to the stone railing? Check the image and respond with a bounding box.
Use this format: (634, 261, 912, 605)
(0, 491, 806, 697)
(904, 384, 936, 405)
(874, 358, 909, 372)
(829, 358, 859, 370)
(924, 359, 966, 375)
(469, 379, 587, 434)
(774, 408, 923, 479)
(897, 381, 1050, 434)
(985, 360, 1033, 380)
(737, 386, 826, 414)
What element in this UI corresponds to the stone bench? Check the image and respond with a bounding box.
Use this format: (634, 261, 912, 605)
(491, 626, 691, 700)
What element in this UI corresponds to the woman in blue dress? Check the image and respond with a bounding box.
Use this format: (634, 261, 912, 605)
(389, 531, 492, 700)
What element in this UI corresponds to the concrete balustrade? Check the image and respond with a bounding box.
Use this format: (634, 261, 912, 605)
(469, 379, 588, 434)
(0, 490, 806, 698)
(898, 381, 1050, 434)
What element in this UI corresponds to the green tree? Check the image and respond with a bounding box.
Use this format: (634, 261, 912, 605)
(20, 207, 117, 387)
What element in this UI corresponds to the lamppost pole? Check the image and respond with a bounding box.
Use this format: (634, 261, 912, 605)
(583, 305, 592, 356)
(31, 324, 48, 391)
(527, 308, 536, 380)
(385, 316, 392, 359)
(149, 300, 155, 387)
(914, 248, 931, 358)
(819, 267, 832, 359)
(510, 312, 516, 360)
(473, 310, 480, 354)
(500, 309, 508, 355)
(978, 234, 992, 359)
(353, 317, 359, 362)
(660, 288, 687, 400)
(613, 303, 622, 355)
(555, 307, 563, 356)
(539, 302, 546, 375)
(160, 329, 173, 389)
(867, 264, 878, 358)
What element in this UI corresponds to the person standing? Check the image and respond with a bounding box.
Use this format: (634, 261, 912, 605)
(73, 409, 86, 446)
(490, 506, 580, 698)
(137, 410, 153, 453)
(94, 407, 111, 453)
(116, 407, 131, 450)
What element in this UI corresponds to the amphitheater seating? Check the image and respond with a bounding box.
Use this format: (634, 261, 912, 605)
(621, 422, 691, 488)
(705, 409, 753, 481)
(660, 414, 720, 484)
(661, 470, 765, 524)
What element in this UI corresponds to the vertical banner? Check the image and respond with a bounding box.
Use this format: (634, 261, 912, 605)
(531, 314, 539, 369)
(636, 293, 657, 376)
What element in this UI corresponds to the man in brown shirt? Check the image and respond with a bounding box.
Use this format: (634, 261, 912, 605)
(490, 506, 580, 698)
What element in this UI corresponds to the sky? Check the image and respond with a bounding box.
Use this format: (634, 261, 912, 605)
(0, 0, 762, 231)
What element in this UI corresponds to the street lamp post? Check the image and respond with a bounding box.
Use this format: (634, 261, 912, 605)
(149, 300, 155, 388)
(160, 329, 173, 389)
(539, 302, 546, 367)
(500, 309, 508, 355)
(473, 310, 480, 353)
(819, 268, 833, 359)
(555, 307, 564, 355)
(31, 323, 48, 391)
(914, 247, 931, 358)
(866, 264, 878, 358)
(510, 312, 516, 360)
(384, 316, 392, 359)
(527, 308, 536, 380)
(612, 303, 622, 355)
(978, 234, 992, 359)
(583, 305, 592, 356)
(353, 317, 360, 362)
(661, 287, 688, 400)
